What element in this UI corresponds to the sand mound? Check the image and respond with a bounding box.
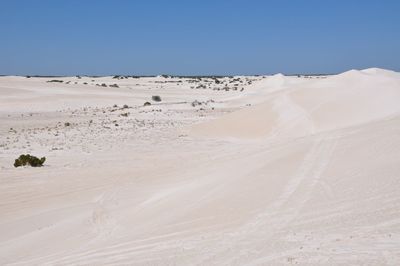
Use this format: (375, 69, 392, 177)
(191, 68, 400, 139)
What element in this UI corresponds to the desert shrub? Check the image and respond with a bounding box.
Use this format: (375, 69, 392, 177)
(83, 82, 88, 85)
(101, 83, 107, 87)
(196, 84, 206, 89)
(191, 100, 201, 107)
(47, 80, 63, 83)
(143, 102, 151, 106)
(14, 154, 46, 167)
(123, 104, 129, 109)
(109, 84, 119, 88)
(152, 95, 162, 102)
(64, 122, 70, 126)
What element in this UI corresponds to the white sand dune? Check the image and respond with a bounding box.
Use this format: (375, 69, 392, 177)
(191, 68, 400, 139)
(1, 70, 400, 265)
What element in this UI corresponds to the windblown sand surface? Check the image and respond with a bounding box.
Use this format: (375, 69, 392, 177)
(1, 69, 400, 265)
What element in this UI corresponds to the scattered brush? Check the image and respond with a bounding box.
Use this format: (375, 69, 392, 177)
(196, 84, 206, 89)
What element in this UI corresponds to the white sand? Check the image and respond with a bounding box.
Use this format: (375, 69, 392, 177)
(1, 70, 400, 265)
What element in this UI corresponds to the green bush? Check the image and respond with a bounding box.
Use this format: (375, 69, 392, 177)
(14, 154, 46, 167)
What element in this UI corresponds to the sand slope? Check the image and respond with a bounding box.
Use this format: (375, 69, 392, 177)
(191, 68, 400, 139)
(1, 70, 400, 265)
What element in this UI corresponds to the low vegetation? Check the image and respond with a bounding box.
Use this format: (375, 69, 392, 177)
(152, 95, 162, 102)
(14, 154, 46, 167)
(191, 100, 201, 107)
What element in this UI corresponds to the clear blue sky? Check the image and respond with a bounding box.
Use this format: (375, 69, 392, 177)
(1, 0, 400, 75)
